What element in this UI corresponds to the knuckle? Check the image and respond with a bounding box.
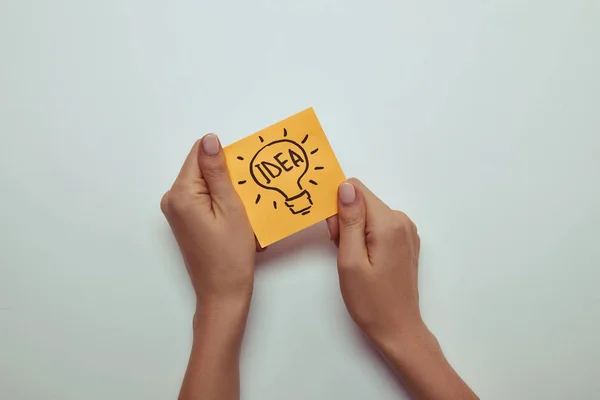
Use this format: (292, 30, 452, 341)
(389, 211, 413, 233)
(394, 210, 409, 221)
(389, 213, 406, 231)
(160, 192, 170, 215)
(202, 161, 227, 180)
(346, 177, 363, 187)
(385, 211, 420, 243)
(166, 186, 195, 214)
(341, 211, 364, 229)
(399, 211, 417, 232)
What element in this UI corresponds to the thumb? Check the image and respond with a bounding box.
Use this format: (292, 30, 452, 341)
(198, 133, 238, 208)
(337, 181, 370, 269)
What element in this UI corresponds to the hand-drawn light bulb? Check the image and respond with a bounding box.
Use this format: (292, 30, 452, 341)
(250, 139, 313, 215)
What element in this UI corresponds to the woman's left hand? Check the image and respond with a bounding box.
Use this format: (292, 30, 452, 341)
(161, 134, 258, 309)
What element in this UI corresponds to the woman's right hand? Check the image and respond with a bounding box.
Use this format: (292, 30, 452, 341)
(327, 178, 478, 400)
(326, 178, 424, 348)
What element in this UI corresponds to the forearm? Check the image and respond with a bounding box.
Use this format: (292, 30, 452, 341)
(377, 324, 478, 400)
(179, 298, 251, 400)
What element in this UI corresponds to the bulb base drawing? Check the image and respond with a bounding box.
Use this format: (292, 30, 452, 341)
(284, 190, 313, 215)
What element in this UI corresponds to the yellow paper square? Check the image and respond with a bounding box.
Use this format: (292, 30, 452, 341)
(224, 108, 346, 247)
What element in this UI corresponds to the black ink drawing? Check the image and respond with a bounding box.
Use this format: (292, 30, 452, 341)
(236, 128, 324, 216)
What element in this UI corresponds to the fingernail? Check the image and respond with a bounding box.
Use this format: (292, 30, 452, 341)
(339, 182, 356, 205)
(202, 134, 220, 156)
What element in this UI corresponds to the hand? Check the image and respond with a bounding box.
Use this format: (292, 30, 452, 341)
(161, 134, 259, 400)
(161, 134, 256, 308)
(327, 178, 478, 400)
(327, 178, 422, 348)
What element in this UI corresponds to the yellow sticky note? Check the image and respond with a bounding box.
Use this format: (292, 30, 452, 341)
(224, 108, 346, 247)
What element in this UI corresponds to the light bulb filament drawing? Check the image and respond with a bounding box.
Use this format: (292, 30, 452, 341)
(236, 129, 324, 216)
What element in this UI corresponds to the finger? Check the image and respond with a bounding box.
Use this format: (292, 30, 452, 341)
(346, 177, 390, 225)
(326, 215, 340, 247)
(197, 133, 238, 207)
(337, 181, 370, 268)
(174, 140, 202, 183)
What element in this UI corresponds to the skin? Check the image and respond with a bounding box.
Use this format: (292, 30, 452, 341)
(161, 135, 256, 400)
(162, 135, 478, 400)
(327, 179, 478, 400)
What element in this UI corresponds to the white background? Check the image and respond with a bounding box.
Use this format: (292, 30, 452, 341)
(1, 1, 599, 399)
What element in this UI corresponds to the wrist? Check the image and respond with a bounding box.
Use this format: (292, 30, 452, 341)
(374, 320, 441, 369)
(374, 322, 479, 399)
(194, 295, 251, 332)
(190, 298, 251, 365)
